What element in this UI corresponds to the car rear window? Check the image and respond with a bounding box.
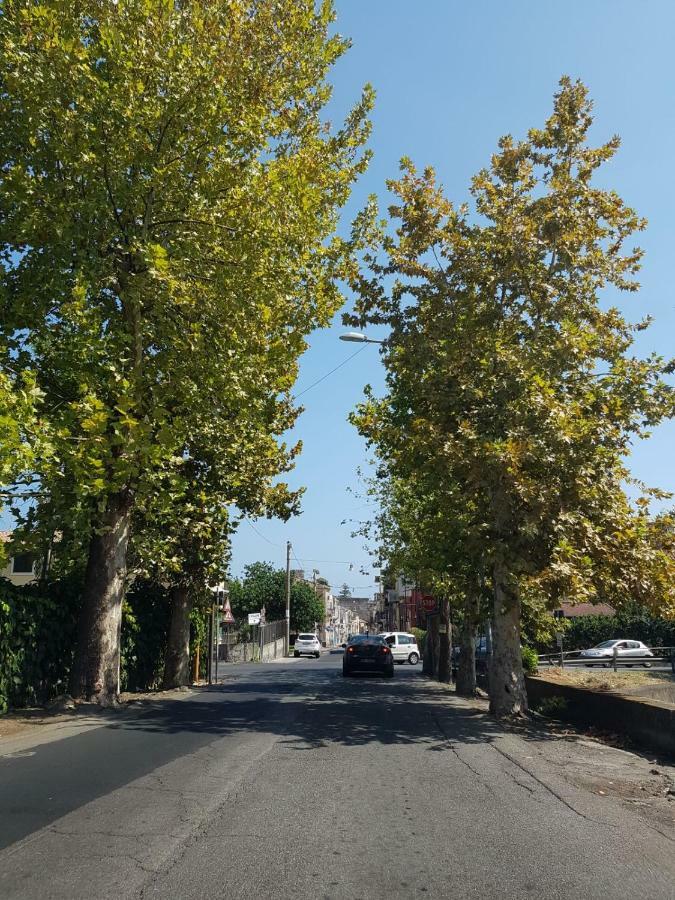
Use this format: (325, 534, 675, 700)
(298, 634, 315, 641)
(349, 635, 384, 644)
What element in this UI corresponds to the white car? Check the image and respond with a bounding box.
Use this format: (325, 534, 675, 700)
(579, 639, 653, 667)
(382, 632, 420, 665)
(294, 633, 322, 659)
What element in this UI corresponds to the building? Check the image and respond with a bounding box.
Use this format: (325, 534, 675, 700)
(555, 601, 616, 619)
(338, 597, 376, 632)
(0, 531, 37, 587)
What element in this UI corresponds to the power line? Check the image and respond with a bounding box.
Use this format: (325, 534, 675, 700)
(294, 346, 367, 398)
(246, 521, 282, 548)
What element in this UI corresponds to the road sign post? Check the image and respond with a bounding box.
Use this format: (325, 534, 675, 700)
(556, 631, 564, 668)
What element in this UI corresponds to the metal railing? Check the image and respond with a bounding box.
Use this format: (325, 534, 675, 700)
(539, 645, 675, 673)
(208, 620, 288, 683)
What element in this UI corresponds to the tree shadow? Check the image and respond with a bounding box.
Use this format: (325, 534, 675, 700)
(0, 665, 572, 851)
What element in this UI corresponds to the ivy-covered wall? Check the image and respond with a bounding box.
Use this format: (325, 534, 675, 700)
(0, 576, 191, 712)
(0, 575, 80, 712)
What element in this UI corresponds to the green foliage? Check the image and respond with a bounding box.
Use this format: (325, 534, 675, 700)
(0, 575, 80, 712)
(550, 613, 675, 653)
(347, 77, 675, 713)
(411, 627, 427, 655)
(521, 646, 539, 675)
(229, 561, 325, 632)
(536, 696, 568, 718)
(0, 0, 373, 694)
(120, 581, 172, 692)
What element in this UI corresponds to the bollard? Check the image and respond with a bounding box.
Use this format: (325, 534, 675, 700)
(613, 645, 618, 672)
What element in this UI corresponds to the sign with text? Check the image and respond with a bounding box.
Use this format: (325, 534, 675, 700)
(248, 612, 261, 626)
(422, 595, 437, 614)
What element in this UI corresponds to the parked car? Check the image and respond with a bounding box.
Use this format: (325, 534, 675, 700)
(342, 634, 394, 677)
(579, 639, 653, 667)
(452, 637, 489, 672)
(294, 634, 322, 659)
(382, 632, 420, 665)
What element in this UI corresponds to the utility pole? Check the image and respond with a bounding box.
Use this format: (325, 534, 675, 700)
(285, 541, 291, 656)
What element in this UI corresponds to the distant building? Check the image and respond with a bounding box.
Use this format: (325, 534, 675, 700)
(0, 531, 37, 587)
(555, 601, 615, 618)
(338, 597, 376, 630)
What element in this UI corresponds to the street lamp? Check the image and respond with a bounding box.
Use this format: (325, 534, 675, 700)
(339, 331, 384, 345)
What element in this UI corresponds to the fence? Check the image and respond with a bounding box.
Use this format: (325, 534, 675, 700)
(212, 619, 287, 670)
(539, 645, 675, 672)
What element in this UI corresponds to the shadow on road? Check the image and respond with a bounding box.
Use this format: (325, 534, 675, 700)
(0, 664, 568, 851)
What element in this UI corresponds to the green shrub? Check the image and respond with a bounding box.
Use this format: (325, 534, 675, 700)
(521, 645, 539, 674)
(543, 613, 675, 654)
(120, 580, 172, 692)
(0, 574, 80, 713)
(411, 627, 426, 655)
(537, 695, 568, 718)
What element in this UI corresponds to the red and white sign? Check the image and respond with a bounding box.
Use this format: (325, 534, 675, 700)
(422, 596, 436, 613)
(221, 598, 235, 624)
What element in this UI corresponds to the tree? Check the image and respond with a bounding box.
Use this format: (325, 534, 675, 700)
(348, 78, 674, 716)
(229, 562, 324, 633)
(338, 583, 352, 599)
(1, 1, 372, 702)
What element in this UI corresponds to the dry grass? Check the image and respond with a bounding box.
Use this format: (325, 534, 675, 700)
(538, 668, 672, 692)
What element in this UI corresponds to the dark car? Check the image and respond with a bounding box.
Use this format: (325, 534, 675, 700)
(342, 634, 394, 678)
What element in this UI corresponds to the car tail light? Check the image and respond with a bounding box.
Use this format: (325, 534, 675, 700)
(347, 647, 355, 653)
(380, 646, 390, 654)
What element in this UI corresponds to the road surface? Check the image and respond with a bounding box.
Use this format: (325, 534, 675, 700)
(1, 653, 674, 899)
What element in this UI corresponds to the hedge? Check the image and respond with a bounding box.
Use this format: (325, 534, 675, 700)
(547, 613, 675, 653)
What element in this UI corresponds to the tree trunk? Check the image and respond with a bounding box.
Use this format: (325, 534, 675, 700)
(423, 613, 440, 678)
(72, 492, 132, 703)
(422, 618, 433, 676)
(437, 598, 452, 683)
(488, 556, 528, 717)
(456, 615, 477, 697)
(162, 583, 192, 689)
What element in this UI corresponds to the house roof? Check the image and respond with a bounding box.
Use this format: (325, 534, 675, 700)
(560, 602, 615, 618)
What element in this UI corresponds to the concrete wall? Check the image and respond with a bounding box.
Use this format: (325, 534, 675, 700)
(218, 635, 286, 664)
(261, 636, 286, 662)
(525, 676, 675, 758)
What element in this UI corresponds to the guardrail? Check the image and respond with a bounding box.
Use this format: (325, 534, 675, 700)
(539, 645, 675, 673)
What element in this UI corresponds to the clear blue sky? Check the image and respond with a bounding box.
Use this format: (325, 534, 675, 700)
(230, 0, 675, 596)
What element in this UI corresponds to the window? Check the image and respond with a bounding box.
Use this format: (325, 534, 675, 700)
(385, 635, 395, 645)
(399, 635, 412, 645)
(11, 553, 34, 575)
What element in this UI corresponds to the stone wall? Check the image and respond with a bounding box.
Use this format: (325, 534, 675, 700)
(525, 676, 675, 758)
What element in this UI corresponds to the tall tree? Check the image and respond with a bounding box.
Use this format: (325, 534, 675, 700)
(1, 1, 372, 701)
(229, 561, 324, 633)
(348, 78, 673, 716)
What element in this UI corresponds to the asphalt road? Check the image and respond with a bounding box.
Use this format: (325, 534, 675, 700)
(1, 654, 674, 900)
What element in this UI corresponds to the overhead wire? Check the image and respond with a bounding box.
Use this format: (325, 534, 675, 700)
(294, 345, 367, 398)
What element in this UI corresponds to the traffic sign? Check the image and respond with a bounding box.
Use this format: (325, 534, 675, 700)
(248, 612, 261, 625)
(422, 595, 437, 614)
(221, 598, 235, 624)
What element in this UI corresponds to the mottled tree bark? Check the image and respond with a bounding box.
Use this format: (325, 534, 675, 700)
(162, 583, 192, 689)
(423, 613, 440, 678)
(72, 492, 132, 703)
(456, 616, 477, 697)
(437, 598, 452, 683)
(488, 556, 527, 717)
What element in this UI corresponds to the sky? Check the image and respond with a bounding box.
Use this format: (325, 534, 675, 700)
(229, 0, 675, 597)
